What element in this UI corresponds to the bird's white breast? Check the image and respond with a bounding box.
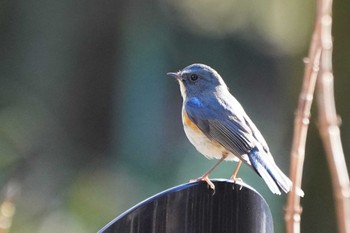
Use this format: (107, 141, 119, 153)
(182, 108, 239, 162)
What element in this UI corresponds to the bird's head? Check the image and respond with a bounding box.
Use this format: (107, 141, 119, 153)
(167, 63, 228, 99)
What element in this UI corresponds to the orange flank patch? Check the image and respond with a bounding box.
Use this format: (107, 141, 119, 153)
(182, 109, 234, 160)
(182, 110, 202, 133)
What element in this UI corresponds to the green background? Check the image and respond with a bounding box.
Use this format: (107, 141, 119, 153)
(0, 0, 349, 232)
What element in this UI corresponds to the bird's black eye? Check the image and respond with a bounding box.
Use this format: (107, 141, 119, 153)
(190, 74, 198, 81)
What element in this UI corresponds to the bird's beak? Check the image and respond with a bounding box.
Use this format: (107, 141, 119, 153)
(167, 72, 181, 80)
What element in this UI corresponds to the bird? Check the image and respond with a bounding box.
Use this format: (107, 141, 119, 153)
(167, 63, 304, 196)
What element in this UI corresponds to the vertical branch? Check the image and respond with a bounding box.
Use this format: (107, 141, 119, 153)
(286, 0, 350, 232)
(316, 0, 350, 232)
(284, 3, 322, 232)
(285, 47, 321, 233)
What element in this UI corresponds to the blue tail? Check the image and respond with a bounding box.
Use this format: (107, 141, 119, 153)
(248, 147, 304, 196)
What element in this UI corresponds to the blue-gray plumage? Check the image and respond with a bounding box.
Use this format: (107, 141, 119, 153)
(168, 63, 304, 196)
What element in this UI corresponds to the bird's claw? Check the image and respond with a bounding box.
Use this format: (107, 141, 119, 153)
(189, 176, 216, 191)
(230, 176, 243, 190)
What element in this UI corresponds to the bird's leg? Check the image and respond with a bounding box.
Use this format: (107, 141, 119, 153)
(230, 160, 243, 183)
(190, 155, 226, 190)
(230, 160, 243, 190)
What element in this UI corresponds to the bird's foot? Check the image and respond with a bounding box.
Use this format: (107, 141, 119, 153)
(230, 176, 243, 190)
(189, 175, 216, 191)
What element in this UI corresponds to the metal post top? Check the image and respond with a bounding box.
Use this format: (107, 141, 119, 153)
(99, 179, 273, 233)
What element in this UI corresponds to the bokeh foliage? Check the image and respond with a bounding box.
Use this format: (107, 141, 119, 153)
(0, 0, 349, 232)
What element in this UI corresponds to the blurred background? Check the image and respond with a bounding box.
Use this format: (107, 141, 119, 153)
(0, 0, 349, 232)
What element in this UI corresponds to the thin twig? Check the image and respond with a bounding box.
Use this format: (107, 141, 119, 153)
(316, 0, 350, 232)
(285, 51, 321, 232)
(286, 0, 350, 232)
(284, 4, 322, 232)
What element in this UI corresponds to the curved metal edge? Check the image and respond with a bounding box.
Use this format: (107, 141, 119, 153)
(98, 179, 264, 233)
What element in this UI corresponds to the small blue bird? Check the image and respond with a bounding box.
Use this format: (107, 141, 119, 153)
(168, 63, 304, 196)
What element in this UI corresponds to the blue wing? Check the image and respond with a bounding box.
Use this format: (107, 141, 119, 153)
(185, 96, 304, 196)
(185, 96, 257, 157)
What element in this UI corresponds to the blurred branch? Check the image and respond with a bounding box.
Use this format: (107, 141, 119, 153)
(0, 181, 20, 233)
(316, 0, 350, 232)
(286, 0, 350, 232)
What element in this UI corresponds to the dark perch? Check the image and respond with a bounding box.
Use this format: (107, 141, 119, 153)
(98, 179, 273, 233)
